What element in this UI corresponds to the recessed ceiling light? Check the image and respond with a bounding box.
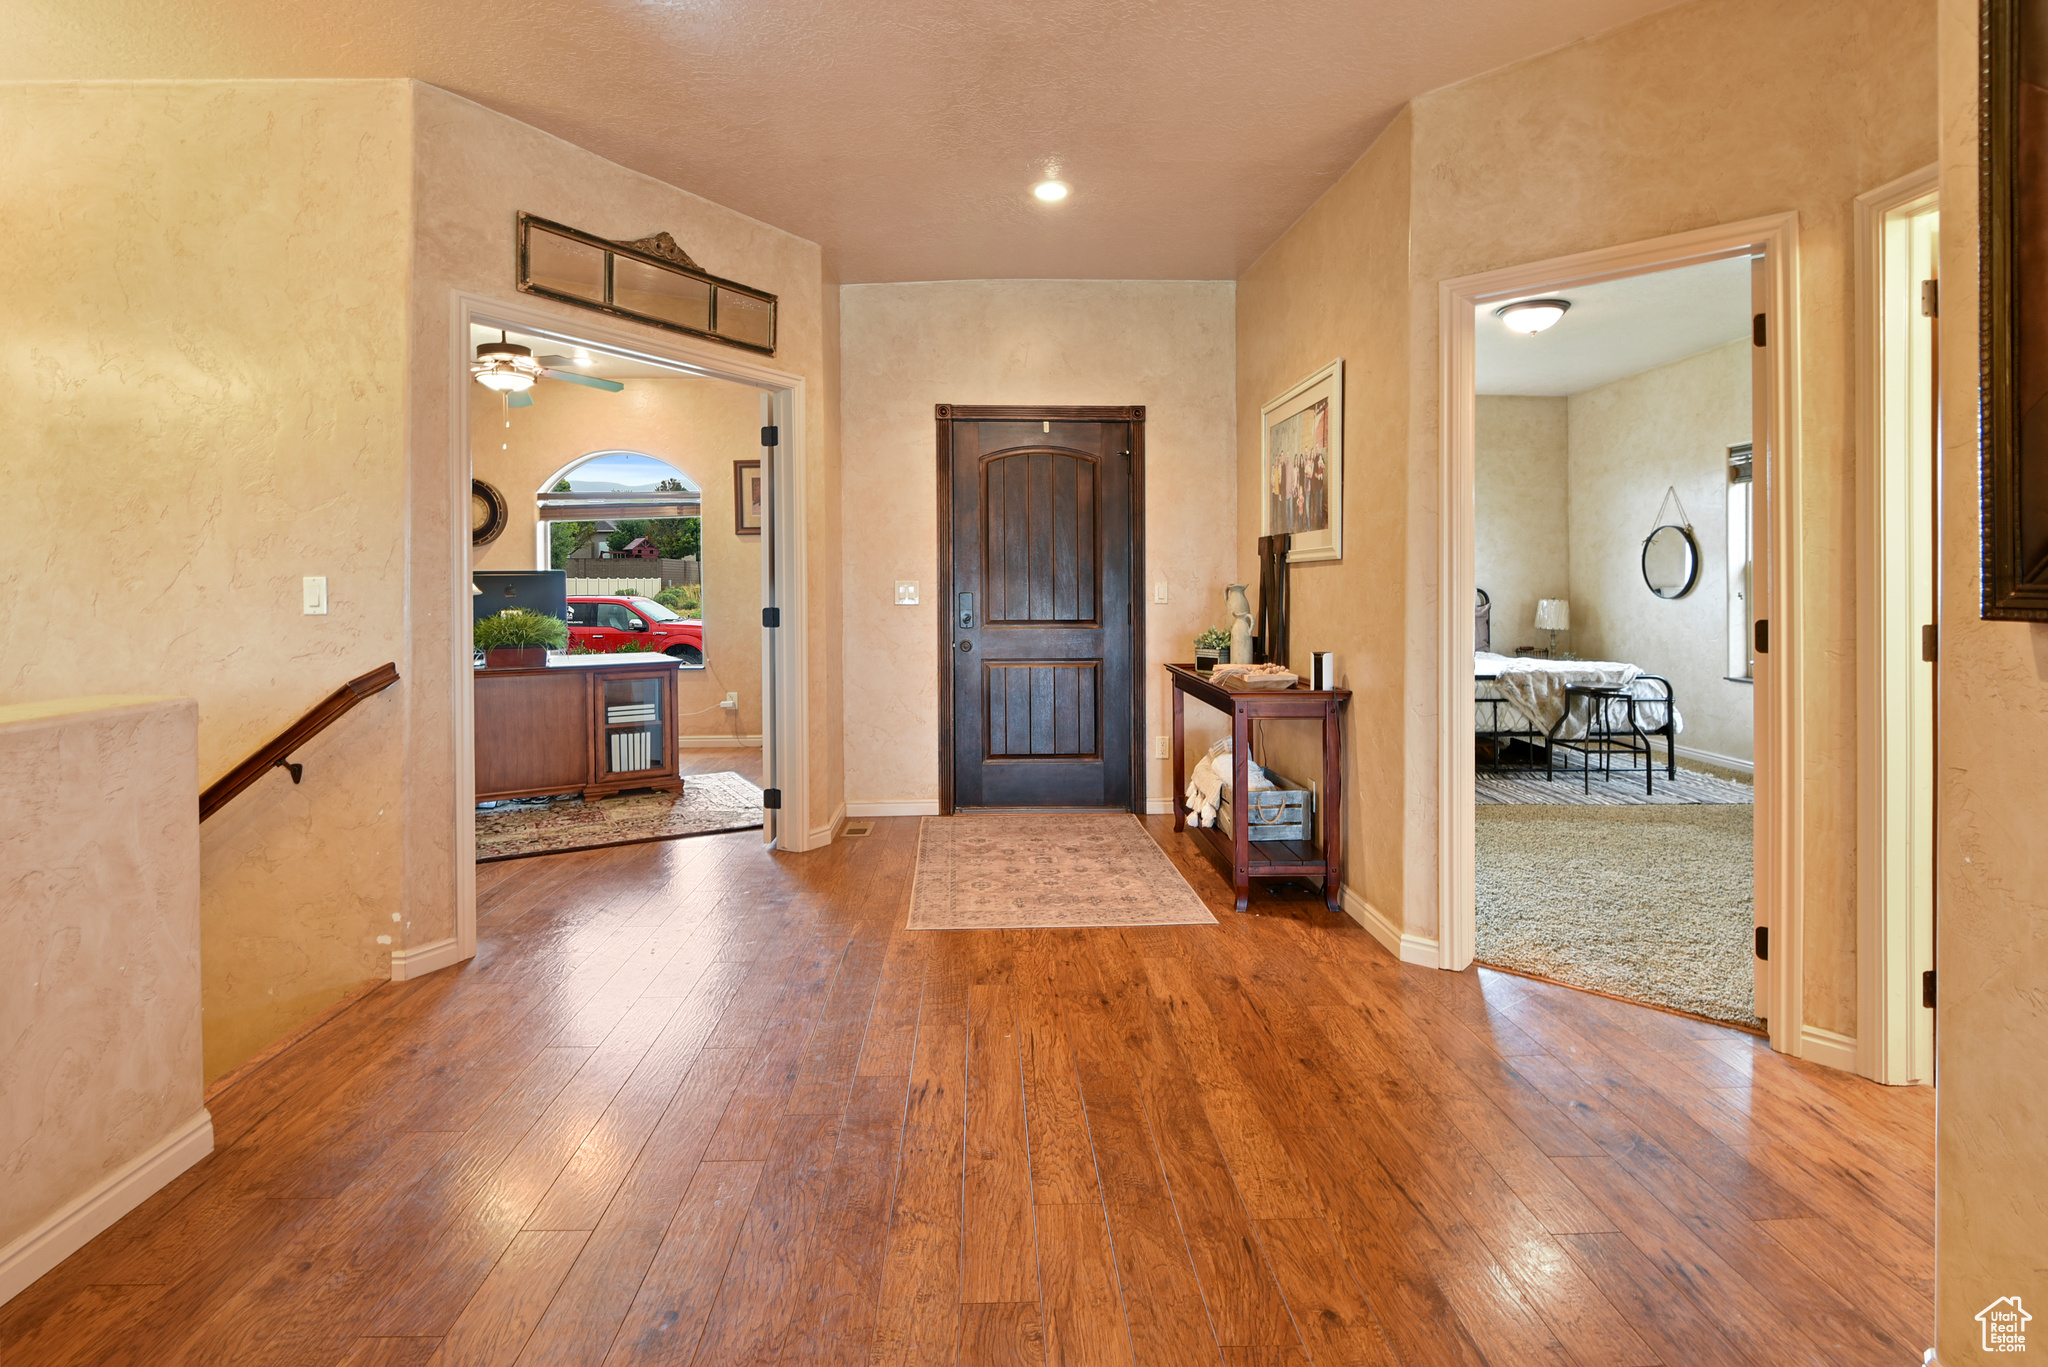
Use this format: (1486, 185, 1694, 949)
(1033, 180, 1070, 203)
(1495, 298, 1571, 334)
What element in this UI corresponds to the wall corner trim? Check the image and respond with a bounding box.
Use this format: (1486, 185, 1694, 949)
(0, 1108, 214, 1307)
(390, 936, 468, 982)
(1798, 1024, 1859, 1074)
(1343, 886, 1442, 968)
(845, 799, 942, 817)
(809, 802, 848, 847)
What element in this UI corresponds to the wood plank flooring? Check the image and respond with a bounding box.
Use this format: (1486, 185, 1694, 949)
(0, 801, 1935, 1366)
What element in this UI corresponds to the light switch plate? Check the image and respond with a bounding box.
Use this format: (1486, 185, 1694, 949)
(303, 576, 328, 615)
(1154, 580, 1169, 604)
(894, 581, 919, 605)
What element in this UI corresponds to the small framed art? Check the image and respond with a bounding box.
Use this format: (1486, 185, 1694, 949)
(734, 460, 763, 535)
(1260, 359, 1344, 563)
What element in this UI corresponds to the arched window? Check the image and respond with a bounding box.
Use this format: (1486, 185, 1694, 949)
(537, 451, 707, 664)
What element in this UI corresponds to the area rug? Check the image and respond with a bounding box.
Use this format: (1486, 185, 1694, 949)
(1476, 764, 1753, 806)
(474, 770, 762, 862)
(1475, 804, 1761, 1028)
(909, 814, 1217, 930)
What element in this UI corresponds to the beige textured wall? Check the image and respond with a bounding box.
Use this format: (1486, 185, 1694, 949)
(839, 280, 1238, 809)
(409, 83, 841, 860)
(1475, 397, 1570, 656)
(1237, 113, 1417, 926)
(471, 379, 765, 738)
(1239, 0, 1935, 1028)
(0, 698, 206, 1271)
(1935, 0, 2048, 1347)
(0, 81, 413, 1079)
(1567, 341, 1754, 763)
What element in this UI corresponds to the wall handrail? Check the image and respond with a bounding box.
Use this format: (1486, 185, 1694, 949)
(198, 663, 401, 821)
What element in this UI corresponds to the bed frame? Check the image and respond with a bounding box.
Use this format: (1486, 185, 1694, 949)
(1474, 666, 1679, 783)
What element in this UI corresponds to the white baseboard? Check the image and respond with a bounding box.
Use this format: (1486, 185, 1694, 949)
(809, 802, 847, 847)
(1144, 797, 1174, 815)
(1342, 886, 1441, 967)
(1675, 744, 1754, 776)
(846, 800, 942, 817)
(677, 734, 763, 749)
(390, 936, 467, 982)
(1799, 1024, 1859, 1073)
(0, 1108, 214, 1307)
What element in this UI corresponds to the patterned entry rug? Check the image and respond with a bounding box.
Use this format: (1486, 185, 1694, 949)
(475, 770, 762, 862)
(909, 813, 1217, 930)
(1476, 804, 1761, 1029)
(1476, 764, 1753, 806)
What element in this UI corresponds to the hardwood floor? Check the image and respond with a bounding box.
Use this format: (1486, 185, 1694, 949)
(0, 814, 1934, 1366)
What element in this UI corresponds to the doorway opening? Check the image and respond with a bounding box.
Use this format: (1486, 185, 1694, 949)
(1440, 215, 1807, 1060)
(1468, 257, 1760, 1030)
(1855, 166, 1939, 1086)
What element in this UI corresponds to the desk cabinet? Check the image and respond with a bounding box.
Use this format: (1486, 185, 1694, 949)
(475, 654, 684, 803)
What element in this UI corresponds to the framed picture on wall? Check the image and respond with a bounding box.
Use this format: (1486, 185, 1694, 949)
(734, 460, 763, 535)
(1984, 0, 2048, 617)
(1260, 359, 1344, 563)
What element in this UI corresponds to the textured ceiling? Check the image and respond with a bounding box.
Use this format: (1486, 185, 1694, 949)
(15, 0, 1682, 282)
(1475, 256, 1754, 397)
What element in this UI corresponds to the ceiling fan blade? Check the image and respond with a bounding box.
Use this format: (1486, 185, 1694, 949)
(535, 355, 578, 367)
(507, 391, 535, 408)
(540, 369, 624, 393)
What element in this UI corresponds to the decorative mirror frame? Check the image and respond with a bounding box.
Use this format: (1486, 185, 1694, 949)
(516, 212, 778, 357)
(1641, 523, 1701, 599)
(471, 478, 509, 546)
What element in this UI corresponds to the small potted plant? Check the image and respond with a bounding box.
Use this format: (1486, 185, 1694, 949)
(1194, 626, 1230, 670)
(474, 609, 568, 669)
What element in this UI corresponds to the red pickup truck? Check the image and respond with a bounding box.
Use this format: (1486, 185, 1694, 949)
(565, 595, 703, 665)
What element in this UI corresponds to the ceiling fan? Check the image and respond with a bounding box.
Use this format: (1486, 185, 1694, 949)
(472, 332, 625, 407)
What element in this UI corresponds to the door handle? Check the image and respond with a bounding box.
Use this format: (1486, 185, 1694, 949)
(959, 592, 975, 629)
(958, 640, 974, 652)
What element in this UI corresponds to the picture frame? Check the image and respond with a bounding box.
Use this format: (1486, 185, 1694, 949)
(1983, 0, 2048, 617)
(1260, 359, 1344, 563)
(734, 460, 763, 535)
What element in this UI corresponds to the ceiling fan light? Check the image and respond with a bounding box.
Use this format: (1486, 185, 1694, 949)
(473, 337, 542, 392)
(1495, 298, 1571, 334)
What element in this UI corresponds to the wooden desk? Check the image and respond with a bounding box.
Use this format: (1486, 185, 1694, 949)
(475, 654, 684, 803)
(1168, 663, 1350, 913)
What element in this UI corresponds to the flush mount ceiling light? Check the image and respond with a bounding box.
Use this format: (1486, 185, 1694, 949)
(1494, 298, 1571, 334)
(1033, 179, 1070, 203)
(472, 332, 542, 392)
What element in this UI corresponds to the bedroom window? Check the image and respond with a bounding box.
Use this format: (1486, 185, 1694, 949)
(1727, 443, 1754, 680)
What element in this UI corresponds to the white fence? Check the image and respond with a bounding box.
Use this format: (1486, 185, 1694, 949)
(566, 578, 662, 598)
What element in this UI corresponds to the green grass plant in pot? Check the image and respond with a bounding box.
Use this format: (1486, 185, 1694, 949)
(475, 609, 568, 669)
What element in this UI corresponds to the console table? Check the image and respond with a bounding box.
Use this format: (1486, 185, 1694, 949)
(475, 654, 684, 803)
(1168, 663, 1350, 914)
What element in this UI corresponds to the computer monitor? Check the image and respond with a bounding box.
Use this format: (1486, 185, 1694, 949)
(472, 570, 568, 625)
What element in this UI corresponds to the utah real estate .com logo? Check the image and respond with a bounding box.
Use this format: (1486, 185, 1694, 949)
(1978, 1296, 2032, 1353)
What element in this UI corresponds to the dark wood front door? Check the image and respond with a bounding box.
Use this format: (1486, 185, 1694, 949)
(939, 404, 1145, 811)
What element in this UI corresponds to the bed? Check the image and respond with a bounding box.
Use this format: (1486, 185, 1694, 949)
(1475, 650, 1681, 785)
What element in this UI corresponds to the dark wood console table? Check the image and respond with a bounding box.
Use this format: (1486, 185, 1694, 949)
(475, 654, 684, 803)
(1168, 663, 1350, 914)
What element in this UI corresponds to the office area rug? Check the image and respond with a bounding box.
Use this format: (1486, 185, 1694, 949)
(1475, 764, 1754, 806)
(1475, 803, 1761, 1029)
(474, 770, 763, 862)
(908, 813, 1217, 930)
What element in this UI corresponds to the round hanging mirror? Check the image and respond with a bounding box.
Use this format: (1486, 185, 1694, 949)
(1641, 524, 1699, 599)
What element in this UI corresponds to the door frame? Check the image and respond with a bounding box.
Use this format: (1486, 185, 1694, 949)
(934, 404, 1148, 814)
(1854, 164, 1941, 1084)
(439, 291, 814, 974)
(1436, 214, 1808, 1060)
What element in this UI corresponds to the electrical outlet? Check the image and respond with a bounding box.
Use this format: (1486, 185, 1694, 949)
(1155, 735, 1170, 759)
(1154, 580, 1169, 604)
(302, 576, 328, 615)
(721, 691, 739, 710)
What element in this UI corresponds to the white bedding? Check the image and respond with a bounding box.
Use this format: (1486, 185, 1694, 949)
(1475, 651, 1682, 740)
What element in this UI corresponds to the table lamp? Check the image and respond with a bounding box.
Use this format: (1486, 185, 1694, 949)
(1534, 599, 1570, 657)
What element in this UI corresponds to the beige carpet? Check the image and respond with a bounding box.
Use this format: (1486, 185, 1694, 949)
(1476, 765, 1753, 806)
(474, 770, 762, 862)
(1475, 804, 1761, 1028)
(909, 813, 1217, 930)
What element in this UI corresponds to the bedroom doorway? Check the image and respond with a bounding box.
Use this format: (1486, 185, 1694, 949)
(1439, 215, 1807, 1061)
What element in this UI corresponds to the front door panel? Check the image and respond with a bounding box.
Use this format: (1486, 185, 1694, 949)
(949, 415, 1137, 809)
